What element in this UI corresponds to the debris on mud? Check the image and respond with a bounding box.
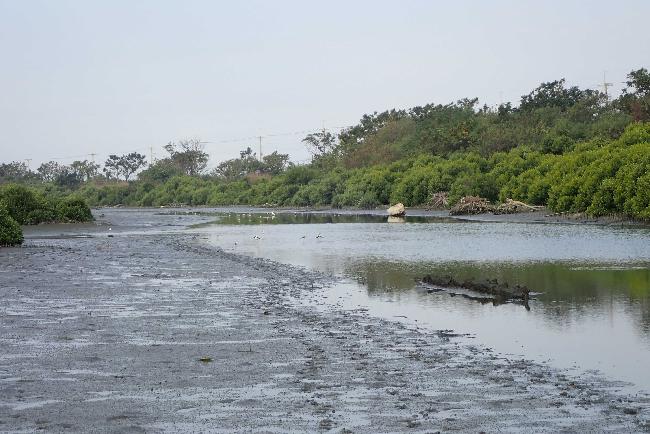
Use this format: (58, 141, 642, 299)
(429, 191, 449, 210)
(449, 196, 495, 215)
(198, 356, 213, 363)
(420, 274, 531, 304)
(494, 198, 541, 214)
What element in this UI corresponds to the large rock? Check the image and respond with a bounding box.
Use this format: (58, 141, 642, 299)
(387, 203, 406, 216)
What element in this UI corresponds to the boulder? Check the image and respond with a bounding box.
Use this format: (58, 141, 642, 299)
(387, 203, 406, 217)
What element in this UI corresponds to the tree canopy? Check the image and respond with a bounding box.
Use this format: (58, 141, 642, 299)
(103, 153, 147, 181)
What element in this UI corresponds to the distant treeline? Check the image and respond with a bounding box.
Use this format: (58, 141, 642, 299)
(2, 68, 650, 221)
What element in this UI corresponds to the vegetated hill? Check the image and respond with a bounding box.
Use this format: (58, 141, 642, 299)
(2, 68, 650, 220)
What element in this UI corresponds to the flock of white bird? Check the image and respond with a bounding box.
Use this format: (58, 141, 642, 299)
(229, 211, 325, 248)
(249, 232, 323, 241)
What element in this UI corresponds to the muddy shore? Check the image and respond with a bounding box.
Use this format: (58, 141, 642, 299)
(1, 209, 649, 432)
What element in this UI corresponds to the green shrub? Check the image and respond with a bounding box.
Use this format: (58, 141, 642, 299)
(57, 197, 94, 222)
(618, 122, 650, 146)
(358, 192, 380, 209)
(0, 205, 23, 246)
(25, 208, 59, 225)
(0, 184, 46, 224)
(0, 183, 93, 224)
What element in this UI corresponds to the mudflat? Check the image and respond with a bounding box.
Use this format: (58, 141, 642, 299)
(1, 209, 649, 432)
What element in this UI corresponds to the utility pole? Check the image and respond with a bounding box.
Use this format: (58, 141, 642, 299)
(600, 71, 614, 100)
(258, 136, 263, 162)
(149, 146, 154, 166)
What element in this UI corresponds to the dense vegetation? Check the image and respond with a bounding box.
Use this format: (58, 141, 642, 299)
(2, 68, 650, 220)
(0, 205, 22, 246)
(0, 184, 94, 246)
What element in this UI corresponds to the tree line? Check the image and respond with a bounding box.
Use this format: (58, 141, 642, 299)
(1, 138, 291, 186)
(1, 67, 649, 220)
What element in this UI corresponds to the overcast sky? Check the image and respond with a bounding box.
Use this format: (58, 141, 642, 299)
(1, 0, 649, 168)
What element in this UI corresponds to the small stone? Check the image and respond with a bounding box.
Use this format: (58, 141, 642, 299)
(406, 420, 420, 428)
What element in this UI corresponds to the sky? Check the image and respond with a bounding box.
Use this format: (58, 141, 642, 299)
(1, 0, 649, 169)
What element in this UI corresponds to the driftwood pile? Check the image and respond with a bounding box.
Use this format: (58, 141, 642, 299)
(429, 191, 449, 209)
(494, 198, 540, 214)
(421, 274, 530, 303)
(444, 195, 541, 216)
(449, 196, 495, 215)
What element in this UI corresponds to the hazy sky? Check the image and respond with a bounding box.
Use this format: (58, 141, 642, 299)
(1, 0, 649, 168)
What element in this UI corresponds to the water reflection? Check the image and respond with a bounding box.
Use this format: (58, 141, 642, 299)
(349, 260, 650, 299)
(346, 260, 650, 333)
(199, 212, 650, 390)
(202, 212, 464, 226)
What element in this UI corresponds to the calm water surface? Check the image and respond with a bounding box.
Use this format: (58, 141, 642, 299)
(198, 212, 650, 391)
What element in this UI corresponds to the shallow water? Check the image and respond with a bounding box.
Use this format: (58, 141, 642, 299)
(199, 211, 650, 391)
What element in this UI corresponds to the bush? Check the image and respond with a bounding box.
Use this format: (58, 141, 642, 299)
(0, 183, 93, 224)
(0, 205, 23, 246)
(57, 197, 94, 222)
(25, 208, 59, 225)
(0, 184, 47, 224)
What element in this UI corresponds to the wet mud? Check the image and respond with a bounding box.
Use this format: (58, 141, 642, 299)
(1, 209, 649, 432)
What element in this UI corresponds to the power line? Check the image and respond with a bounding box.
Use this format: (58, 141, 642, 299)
(10, 124, 355, 167)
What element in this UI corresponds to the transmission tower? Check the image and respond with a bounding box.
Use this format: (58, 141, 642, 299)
(599, 72, 614, 99)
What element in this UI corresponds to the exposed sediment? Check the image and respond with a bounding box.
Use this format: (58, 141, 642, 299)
(0, 209, 648, 432)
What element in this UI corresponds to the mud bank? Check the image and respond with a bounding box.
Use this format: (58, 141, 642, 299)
(1, 210, 649, 432)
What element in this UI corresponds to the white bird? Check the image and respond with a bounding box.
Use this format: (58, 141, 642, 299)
(316, 233, 323, 239)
